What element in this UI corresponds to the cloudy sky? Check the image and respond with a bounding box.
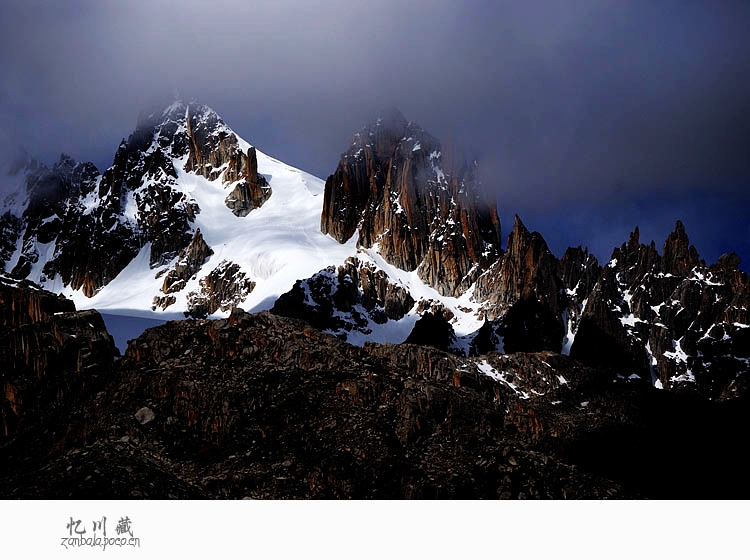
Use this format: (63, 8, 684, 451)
(2, 0, 749, 267)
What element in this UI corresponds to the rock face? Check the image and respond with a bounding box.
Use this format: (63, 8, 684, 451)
(159, 229, 214, 296)
(1, 100, 748, 419)
(0, 274, 116, 443)
(454, 217, 750, 401)
(223, 147, 272, 217)
(2, 307, 749, 499)
(153, 228, 226, 313)
(321, 110, 502, 296)
(468, 216, 578, 355)
(184, 108, 271, 216)
(272, 256, 415, 338)
(474, 215, 565, 353)
(1, 154, 120, 296)
(662, 220, 702, 277)
(403, 311, 457, 352)
(38, 107, 201, 295)
(0, 212, 21, 268)
(279, 212, 749, 394)
(1, 101, 271, 301)
(185, 260, 256, 318)
(570, 222, 750, 399)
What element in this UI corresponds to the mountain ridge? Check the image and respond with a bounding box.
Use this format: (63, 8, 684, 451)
(1, 101, 749, 402)
(3, 273, 750, 498)
(2, 100, 750, 498)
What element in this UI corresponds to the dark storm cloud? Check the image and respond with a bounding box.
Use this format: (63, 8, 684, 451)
(1, 0, 749, 265)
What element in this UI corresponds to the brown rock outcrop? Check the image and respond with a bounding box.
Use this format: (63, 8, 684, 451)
(472, 216, 565, 353)
(570, 267, 648, 372)
(0, 275, 116, 443)
(558, 246, 601, 300)
(185, 260, 256, 318)
(0, 275, 74, 326)
(3, 303, 750, 498)
(321, 111, 501, 296)
(475, 215, 562, 319)
(403, 311, 457, 352)
(661, 219, 702, 277)
(184, 106, 271, 216)
(36, 311, 635, 498)
(155, 229, 214, 307)
(271, 256, 415, 338)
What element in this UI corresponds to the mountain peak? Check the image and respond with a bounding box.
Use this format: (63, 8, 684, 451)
(136, 99, 184, 130)
(662, 219, 700, 276)
(323, 110, 502, 296)
(368, 107, 408, 132)
(134, 99, 224, 136)
(628, 226, 640, 247)
(512, 214, 528, 235)
(346, 108, 442, 161)
(712, 252, 742, 273)
(161, 99, 188, 119)
(4, 146, 35, 176)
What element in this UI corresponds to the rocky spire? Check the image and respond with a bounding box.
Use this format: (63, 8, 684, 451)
(472, 215, 565, 352)
(609, 226, 661, 286)
(321, 110, 501, 296)
(184, 104, 271, 216)
(475, 215, 561, 320)
(558, 246, 600, 300)
(662, 220, 701, 277)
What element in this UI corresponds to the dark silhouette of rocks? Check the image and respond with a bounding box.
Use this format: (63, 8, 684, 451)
(2, 293, 749, 499)
(0, 274, 115, 444)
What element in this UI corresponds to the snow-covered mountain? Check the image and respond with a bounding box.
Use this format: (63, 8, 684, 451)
(0, 102, 497, 342)
(0, 103, 358, 317)
(2, 101, 749, 401)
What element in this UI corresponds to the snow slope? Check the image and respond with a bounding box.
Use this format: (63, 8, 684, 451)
(63, 149, 359, 318)
(1, 104, 498, 348)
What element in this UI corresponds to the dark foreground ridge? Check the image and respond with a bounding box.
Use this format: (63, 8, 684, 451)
(2, 278, 749, 498)
(1, 103, 749, 498)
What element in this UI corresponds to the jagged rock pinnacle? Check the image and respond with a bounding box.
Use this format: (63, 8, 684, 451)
(321, 110, 501, 296)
